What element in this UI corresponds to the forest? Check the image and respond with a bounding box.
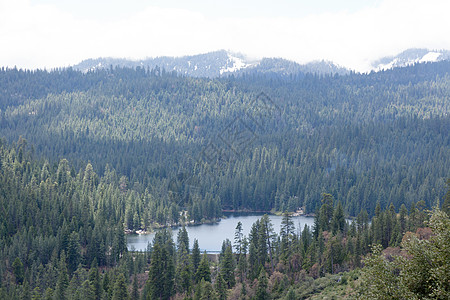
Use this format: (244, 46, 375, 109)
(0, 61, 449, 298)
(0, 62, 448, 220)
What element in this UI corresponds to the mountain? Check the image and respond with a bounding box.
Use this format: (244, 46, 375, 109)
(2, 60, 449, 215)
(73, 50, 349, 77)
(73, 50, 250, 77)
(228, 57, 349, 76)
(372, 48, 450, 71)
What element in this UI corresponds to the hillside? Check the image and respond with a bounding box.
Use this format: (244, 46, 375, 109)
(0, 58, 449, 300)
(73, 50, 349, 77)
(0, 62, 448, 217)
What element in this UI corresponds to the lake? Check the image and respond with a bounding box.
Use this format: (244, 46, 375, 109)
(127, 213, 315, 253)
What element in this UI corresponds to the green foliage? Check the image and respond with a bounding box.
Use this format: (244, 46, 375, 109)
(195, 253, 211, 283)
(0, 64, 448, 219)
(12, 257, 25, 285)
(214, 273, 227, 300)
(0, 62, 449, 299)
(443, 179, 450, 216)
(284, 288, 296, 300)
(220, 244, 235, 289)
(331, 201, 345, 234)
(112, 273, 128, 300)
(200, 279, 217, 300)
(191, 239, 201, 274)
(255, 269, 270, 300)
(359, 208, 450, 299)
(146, 234, 175, 300)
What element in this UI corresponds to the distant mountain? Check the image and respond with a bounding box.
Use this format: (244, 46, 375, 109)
(228, 57, 349, 76)
(74, 50, 251, 78)
(372, 48, 450, 71)
(73, 50, 349, 77)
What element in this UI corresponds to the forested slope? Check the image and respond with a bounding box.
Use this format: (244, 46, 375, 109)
(0, 61, 449, 299)
(0, 62, 449, 219)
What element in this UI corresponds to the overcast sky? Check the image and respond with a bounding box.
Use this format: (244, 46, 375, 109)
(1, 0, 449, 71)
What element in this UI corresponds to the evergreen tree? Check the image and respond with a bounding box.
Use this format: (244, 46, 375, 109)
(67, 231, 81, 274)
(200, 280, 217, 300)
(12, 257, 25, 285)
(280, 212, 295, 260)
(259, 215, 275, 273)
(255, 269, 270, 300)
(81, 280, 96, 300)
(147, 243, 163, 299)
(54, 253, 69, 300)
(176, 248, 192, 293)
(443, 179, 450, 216)
(285, 288, 296, 300)
(195, 252, 211, 283)
(214, 273, 227, 300)
(319, 193, 334, 232)
(88, 260, 101, 300)
(112, 273, 128, 300)
(131, 274, 139, 300)
(192, 239, 201, 274)
(220, 243, 235, 289)
(146, 240, 175, 300)
(359, 208, 450, 299)
(331, 201, 345, 234)
(177, 226, 190, 255)
(237, 236, 248, 283)
(22, 280, 31, 300)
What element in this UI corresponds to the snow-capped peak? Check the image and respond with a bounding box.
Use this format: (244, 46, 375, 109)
(372, 49, 450, 71)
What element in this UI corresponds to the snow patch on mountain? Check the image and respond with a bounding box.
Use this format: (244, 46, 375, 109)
(220, 53, 253, 75)
(372, 49, 450, 71)
(419, 52, 441, 63)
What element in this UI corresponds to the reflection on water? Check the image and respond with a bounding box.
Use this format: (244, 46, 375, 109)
(127, 213, 315, 253)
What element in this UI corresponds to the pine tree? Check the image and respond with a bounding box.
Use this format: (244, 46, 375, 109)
(359, 208, 450, 299)
(443, 179, 450, 216)
(176, 248, 192, 293)
(88, 259, 101, 300)
(177, 226, 190, 255)
(220, 244, 235, 289)
(81, 280, 96, 300)
(131, 274, 139, 300)
(237, 236, 248, 283)
(399, 204, 408, 234)
(319, 193, 334, 232)
(192, 239, 201, 274)
(112, 273, 128, 300)
(331, 201, 345, 234)
(255, 269, 270, 300)
(280, 212, 295, 260)
(54, 252, 69, 300)
(67, 231, 81, 274)
(200, 279, 217, 300)
(259, 215, 275, 273)
(102, 272, 112, 300)
(285, 288, 296, 300)
(22, 279, 31, 300)
(12, 257, 24, 284)
(195, 252, 211, 283)
(214, 273, 227, 300)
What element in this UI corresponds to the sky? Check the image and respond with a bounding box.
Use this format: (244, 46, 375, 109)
(1, 0, 450, 71)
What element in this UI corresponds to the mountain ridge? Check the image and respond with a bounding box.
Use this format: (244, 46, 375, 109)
(73, 50, 349, 77)
(73, 48, 450, 77)
(372, 48, 450, 71)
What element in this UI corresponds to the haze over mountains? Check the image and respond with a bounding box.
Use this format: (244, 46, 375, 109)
(73, 48, 450, 77)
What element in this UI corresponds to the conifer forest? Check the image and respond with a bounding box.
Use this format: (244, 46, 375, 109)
(0, 61, 449, 299)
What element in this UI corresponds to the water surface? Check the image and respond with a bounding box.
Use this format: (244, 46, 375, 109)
(127, 213, 315, 253)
